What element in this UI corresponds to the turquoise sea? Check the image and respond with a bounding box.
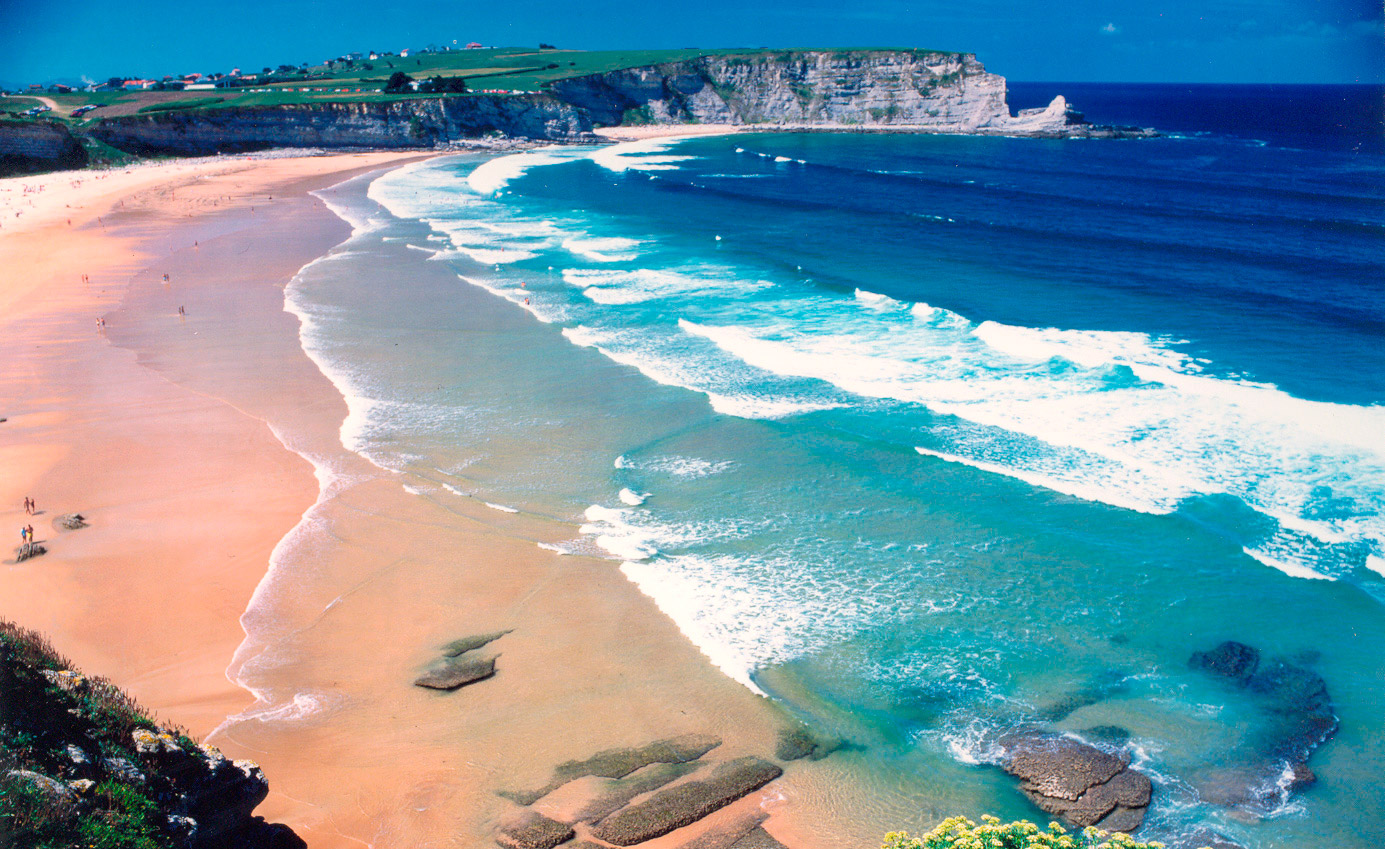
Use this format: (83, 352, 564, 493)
(289, 85, 1385, 847)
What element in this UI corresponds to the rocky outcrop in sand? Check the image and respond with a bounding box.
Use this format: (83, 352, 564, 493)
(588, 757, 783, 846)
(502, 734, 723, 806)
(52, 513, 88, 532)
(14, 542, 46, 562)
(415, 629, 509, 691)
(494, 734, 786, 849)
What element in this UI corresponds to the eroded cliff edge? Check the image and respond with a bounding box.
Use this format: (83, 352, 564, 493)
(74, 49, 1150, 158)
(549, 50, 1145, 137)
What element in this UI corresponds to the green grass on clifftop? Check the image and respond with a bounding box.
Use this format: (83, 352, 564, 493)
(4, 46, 963, 119)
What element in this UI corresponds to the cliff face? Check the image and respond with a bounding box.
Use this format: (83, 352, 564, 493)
(548, 50, 1114, 136)
(89, 94, 594, 156)
(0, 119, 87, 175)
(75, 50, 1148, 159)
(0, 621, 302, 848)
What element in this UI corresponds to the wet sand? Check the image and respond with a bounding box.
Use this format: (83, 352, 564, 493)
(0, 153, 822, 848)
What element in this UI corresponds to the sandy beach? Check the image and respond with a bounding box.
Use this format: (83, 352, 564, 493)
(0, 151, 828, 848)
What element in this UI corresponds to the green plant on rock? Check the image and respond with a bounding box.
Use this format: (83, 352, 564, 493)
(882, 816, 1184, 849)
(621, 105, 654, 125)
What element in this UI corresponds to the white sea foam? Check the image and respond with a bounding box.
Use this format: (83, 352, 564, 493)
(467, 148, 573, 195)
(854, 289, 906, 311)
(676, 288, 1385, 579)
(620, 558, 768, 695)
(459, 246, 537, 264)
(562, 236, 643, 262)
(580, 504, 659, 561)
(619, 488, 649, 506)
(457, 274, 566, 324)
(565, 267, 767, 305)
(484, 501, 519, 513)
(705, 392, 842, 419)
(589, 138, 695, 174)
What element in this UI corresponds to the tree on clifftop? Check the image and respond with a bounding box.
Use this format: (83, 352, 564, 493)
(383, 71, 413, 93)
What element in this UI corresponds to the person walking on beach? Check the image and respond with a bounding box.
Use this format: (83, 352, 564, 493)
(25, 525, 33, 543)
(178, 306, 185, 317)
(23, 497, 31, 514)
(20, 526, 28, 544)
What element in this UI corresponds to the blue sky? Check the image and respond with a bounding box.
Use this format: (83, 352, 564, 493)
(1, 0, 1380, 86)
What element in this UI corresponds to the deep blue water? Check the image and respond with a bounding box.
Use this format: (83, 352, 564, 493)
(303, 85, 1385, 848)
(1010, 82, 1385, 155)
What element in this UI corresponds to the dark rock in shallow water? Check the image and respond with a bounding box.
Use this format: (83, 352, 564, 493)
(567, 761, 703, 823)
(52, 513, 88, 532)
(1082, 725, 1132, 744)
(441, 630, 510, 657)
(1172, 828, 1245, 849)
(998, 732, 1151, 831)
(1188, 642, 1337, 815)
(589, 756, 783, 846)
(494, 809, 575, 849)
(1093, 805, 1145, 833)
(502, 734, 721, 806)
(774, 725, 840, 762)
(413, 654, 496, 690)
(1001, 733, 1126, 801)
(1190, 641, 1260, 683)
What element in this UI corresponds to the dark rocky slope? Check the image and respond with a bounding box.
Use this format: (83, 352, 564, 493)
(0, 619, 300, 848)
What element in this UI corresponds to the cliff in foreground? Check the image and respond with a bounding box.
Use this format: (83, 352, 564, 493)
(0, 619, 301, 849)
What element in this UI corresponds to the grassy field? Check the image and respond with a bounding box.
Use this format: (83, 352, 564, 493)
(2, 46, 955, 120)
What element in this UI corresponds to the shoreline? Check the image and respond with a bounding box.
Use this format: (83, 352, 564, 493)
(2, 151, 827, 848)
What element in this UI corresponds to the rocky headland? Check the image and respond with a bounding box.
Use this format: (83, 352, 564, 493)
(4, 49, 1152, 169)
(0, 619, 300, 848)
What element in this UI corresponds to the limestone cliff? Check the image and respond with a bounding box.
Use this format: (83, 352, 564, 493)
(0, 119, 87, 175)
(89, 94, 595, 156)
(74, 49, 1149, 159)
(547, 50, 1146, 137)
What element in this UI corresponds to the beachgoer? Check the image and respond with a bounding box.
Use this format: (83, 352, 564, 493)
(178, 306, 185, 316)
(26, 525, 33, 542)
(20, 527, 27, 544)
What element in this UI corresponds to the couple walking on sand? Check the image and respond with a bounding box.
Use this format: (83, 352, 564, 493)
(19, 524, 34, 544)
(23, 496, 35, 514)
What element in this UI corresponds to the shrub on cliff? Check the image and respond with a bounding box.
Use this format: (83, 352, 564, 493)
(0, 618, 296, 848)
(882, 816, 1181, 849)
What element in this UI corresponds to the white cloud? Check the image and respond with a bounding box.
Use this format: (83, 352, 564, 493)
(1100, 22, 1120, 35)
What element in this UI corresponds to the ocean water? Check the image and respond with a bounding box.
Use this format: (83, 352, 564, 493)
(295, 86, 1385, 847)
